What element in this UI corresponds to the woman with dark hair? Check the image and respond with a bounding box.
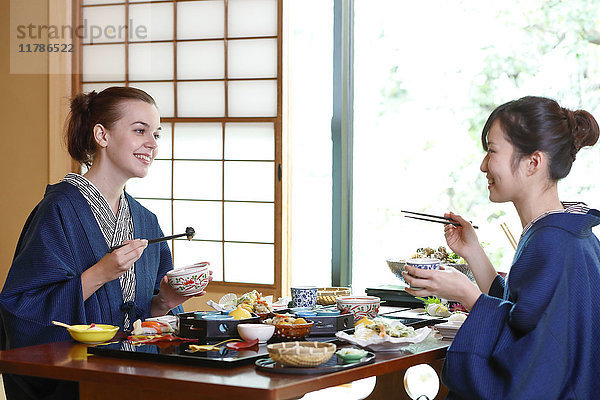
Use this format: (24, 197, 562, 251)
(0, 86, 209, 399)
(403, 96, 600, 399)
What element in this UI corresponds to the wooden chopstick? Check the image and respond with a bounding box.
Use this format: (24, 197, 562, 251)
(401, 210, 478, 229)
(500, 222, 518, 250)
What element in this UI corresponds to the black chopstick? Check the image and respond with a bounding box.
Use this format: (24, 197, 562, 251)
(401, 210, 478, 229)
(108, 227, 195, 253)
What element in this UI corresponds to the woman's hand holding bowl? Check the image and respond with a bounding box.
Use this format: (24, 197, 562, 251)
(151, 270, 214, 316)
(403, 264, 481, 311)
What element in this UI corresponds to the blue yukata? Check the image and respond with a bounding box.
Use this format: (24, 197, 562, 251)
(443, 210, 600, 399)
(0, 181, 182, 399)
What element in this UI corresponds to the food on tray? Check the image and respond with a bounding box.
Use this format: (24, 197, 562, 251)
(127, 334, 198, 345)
(354, 316, 373, 327)
(131, 319, 174, 335)
(416, 297, 468, 318)
(237, 290, 274, 314)
(426, 303, 451, 318)
(217, 290, 274, 314)
(448, 312, 468, 322)
(337, 348, 367, 357)
(413, 246, 465, 264)
(336, 347, 368, 362)
(228, 306, 253, 320)
(263, 314, 309, 325)
(358, 317, 416, 339)
(186, 338, 245, 353)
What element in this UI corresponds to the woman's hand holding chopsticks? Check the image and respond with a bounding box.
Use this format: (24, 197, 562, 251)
(444, 212, 501, 294)
(443, 212, 481, 260)
(81, 239, 148, 301)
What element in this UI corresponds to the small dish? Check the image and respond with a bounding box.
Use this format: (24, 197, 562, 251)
(65, 324, 119, 344)
(201, 314, 234, 320)
(237, 323, 275, 343)
(295, 311, 317, 318)
(336, 348, 368, 363)
(316, 310, 340, 316)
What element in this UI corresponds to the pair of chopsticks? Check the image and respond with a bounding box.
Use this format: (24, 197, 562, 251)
(500, 222, 517, 250)
(108, 227, 195, 253)
(401, 210, 479, 229)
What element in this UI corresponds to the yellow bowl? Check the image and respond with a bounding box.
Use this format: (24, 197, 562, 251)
(66, 324, 119, 344)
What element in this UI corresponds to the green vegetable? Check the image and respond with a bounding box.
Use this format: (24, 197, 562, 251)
(415, 296, 443, 307)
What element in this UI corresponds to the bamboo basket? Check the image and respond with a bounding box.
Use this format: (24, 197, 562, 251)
(272, 321, 314, 340)
(317, 287, 351, 305)
(267, 341, 336, 367)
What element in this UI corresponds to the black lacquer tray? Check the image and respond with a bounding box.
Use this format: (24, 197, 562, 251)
(88, 340, 270, 367)
(177, 311, 260, 341)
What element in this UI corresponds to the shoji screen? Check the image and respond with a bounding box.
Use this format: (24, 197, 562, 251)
(76, 0, 282, 290)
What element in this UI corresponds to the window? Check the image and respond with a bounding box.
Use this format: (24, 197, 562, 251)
(351, 0, 600, 295)
(76, 0, 285, 300)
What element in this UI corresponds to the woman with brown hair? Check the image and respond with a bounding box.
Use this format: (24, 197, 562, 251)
(0, 86, 208, 399)
(404, 96, 600, 399)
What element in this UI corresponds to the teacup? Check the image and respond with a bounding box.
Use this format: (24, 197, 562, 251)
(291, 286, 318, 308)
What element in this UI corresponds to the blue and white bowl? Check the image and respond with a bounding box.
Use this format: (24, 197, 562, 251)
(406, 258, 441, 270)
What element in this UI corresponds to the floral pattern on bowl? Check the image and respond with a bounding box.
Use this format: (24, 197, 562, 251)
(337, 296, 380, 322)
(167, 262, 210, 296)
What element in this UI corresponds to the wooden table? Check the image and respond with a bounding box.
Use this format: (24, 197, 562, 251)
(0, 339, 449, 400)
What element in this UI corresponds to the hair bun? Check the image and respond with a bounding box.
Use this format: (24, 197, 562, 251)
(570, 109, 599, 153)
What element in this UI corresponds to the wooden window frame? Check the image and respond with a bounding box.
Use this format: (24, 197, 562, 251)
(49, 0, 290, 307)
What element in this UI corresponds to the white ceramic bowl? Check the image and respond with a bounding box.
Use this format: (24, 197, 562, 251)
(336, 296, 381, 322)
(166, 262, 210, 296)
(237, 323, 275, 343)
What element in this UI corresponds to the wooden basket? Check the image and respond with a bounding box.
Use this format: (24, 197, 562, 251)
(317, 287, 351, 305)
(267, 341, 336, 367)
(272, 322, 314, 340)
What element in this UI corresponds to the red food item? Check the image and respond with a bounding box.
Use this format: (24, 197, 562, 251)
(225, 339, 259, 350)
(127, 334, 199, 345)
(141, 321, 163, 334)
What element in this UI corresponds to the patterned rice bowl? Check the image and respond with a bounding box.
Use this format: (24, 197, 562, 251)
(166, 262, 210, 296)
(336, 296, 380, 322)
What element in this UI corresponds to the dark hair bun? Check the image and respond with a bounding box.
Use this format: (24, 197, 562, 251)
(571, 109, 599, 152)
(67, 91, 98, 166)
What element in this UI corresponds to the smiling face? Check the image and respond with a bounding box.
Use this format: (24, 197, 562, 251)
(97, 100, 161, 181)
(480, 121, 528, 203)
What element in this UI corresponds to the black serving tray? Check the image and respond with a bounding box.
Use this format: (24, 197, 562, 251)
(177, 311, 260, 341)
(378, 315, 446, 329)
(88, 340, 270, 367)
(305, 314, 354, 336)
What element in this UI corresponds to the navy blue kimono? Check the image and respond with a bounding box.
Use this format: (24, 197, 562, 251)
(0, 182, 182, 399)
(443, 210, 600, 399)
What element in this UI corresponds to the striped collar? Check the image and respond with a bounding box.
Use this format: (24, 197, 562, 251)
(520, 201, 589, 239)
